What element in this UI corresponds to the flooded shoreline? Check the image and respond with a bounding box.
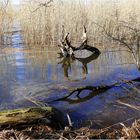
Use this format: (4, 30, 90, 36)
(0, 45, 140, 129)
(0, 21, 139, 129)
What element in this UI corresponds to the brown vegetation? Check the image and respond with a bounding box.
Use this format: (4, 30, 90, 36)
(0, 119, 139, 139)
(19, 0, 140, 46)
(18, 0, 140, 69)
(0, 0, 14, 46)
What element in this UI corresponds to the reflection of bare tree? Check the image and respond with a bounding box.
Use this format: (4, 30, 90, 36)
(58, 57, 74, 79)
(51, 85, 112, 104)
(58, 46, 100, 80)
(51, 76, 140, 104)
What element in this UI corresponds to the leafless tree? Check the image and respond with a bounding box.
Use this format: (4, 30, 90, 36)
(0, 0, 9, 10)
(93, 17, 140, 70)
(30, 0, 53, 13)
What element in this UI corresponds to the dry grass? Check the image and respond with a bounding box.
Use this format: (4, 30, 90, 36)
(0, 0, 14, 47)
(18, 0, 140, 48)
(0, 119, 139, 139)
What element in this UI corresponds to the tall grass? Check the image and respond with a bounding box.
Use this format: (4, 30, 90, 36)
(19, 0, 140, 48)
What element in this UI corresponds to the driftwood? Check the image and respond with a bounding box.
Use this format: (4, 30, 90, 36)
(0, 107, 64, 130)
(58, 26, 100, 57)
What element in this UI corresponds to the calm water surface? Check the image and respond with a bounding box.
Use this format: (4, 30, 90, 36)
(0, 27, 140, 128)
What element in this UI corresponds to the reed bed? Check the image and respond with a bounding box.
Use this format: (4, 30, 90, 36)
(19, 0, 140, 48)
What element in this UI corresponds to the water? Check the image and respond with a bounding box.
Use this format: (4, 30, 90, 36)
(0, 24, 140, 128)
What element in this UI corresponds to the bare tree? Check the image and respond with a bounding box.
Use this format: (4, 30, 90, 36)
(93, 17, 140, 70)
(31, 0, 53, 13)
(0, 0, 9, 10)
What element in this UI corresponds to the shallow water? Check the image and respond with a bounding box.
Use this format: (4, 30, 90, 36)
(0, 25, 140, 128)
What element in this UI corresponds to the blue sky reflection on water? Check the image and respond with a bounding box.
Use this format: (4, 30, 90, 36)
(0, 0, 140, 128)
(0, 46, 140, 128)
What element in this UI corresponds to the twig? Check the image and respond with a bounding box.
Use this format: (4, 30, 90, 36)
(120, 123, 130, 137)
(56, 133, 68, 140)
(117, 100, 140, 110)
(66, 113, 73, 127)
(98, 117, 135, 134)
(24, 96, 46, 107)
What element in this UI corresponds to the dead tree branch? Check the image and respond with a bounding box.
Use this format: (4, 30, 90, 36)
(92, 19, 140, 69)
(32, 0, 53, 13)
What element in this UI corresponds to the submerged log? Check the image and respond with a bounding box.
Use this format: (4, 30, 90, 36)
(0, 107, 64, 130)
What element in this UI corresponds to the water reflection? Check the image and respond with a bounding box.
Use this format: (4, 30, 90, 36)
(58, 48, 100, 80)
(0, 46, 140, 128)
(51, 85, 111, 104)
(1, 22, 140, 128)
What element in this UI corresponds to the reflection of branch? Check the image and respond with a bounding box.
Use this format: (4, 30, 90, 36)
(50, 76, 140, 104)
(24, 96, 47, 107)
(58, 46, 100, 80)
(58, 57, 73, 79)
(51, 85, 112, 104)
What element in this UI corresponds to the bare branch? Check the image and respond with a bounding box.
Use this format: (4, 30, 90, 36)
(31, 0, 53, 13)
(119, 24, 140, 33)
(64, 33, 71, 47)
(76, 26, 88, 50)
(32, 5, 44, 13)
(92, 21, 134, 52)
(0, 0, 9, 10)
(39, 0, 53, 7)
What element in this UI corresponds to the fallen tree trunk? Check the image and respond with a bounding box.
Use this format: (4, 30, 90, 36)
(0, 107, 64, 130)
